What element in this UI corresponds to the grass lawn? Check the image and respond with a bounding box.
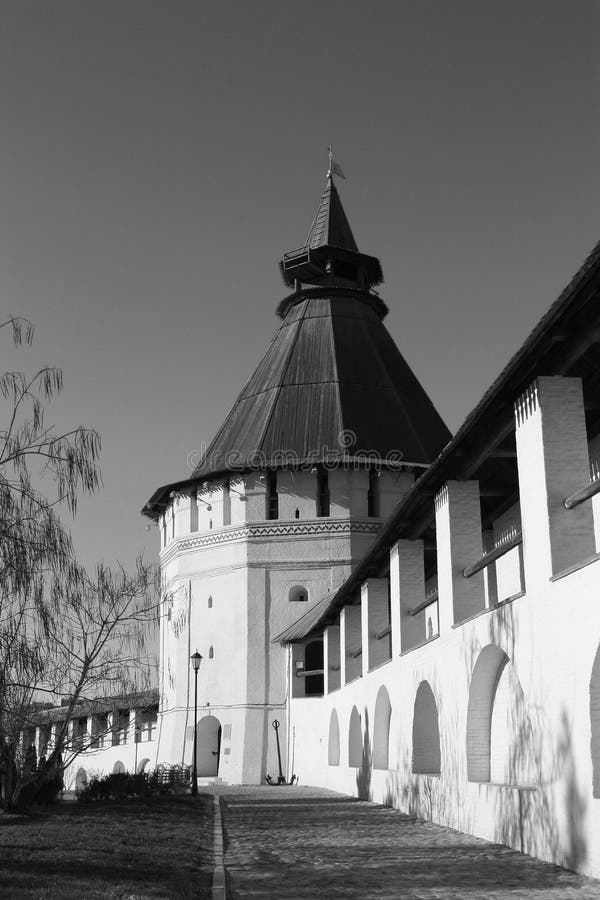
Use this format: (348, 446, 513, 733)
(0, 794, 213, 900)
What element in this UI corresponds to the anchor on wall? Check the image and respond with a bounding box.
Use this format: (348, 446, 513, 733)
(265, 719, 297, 785)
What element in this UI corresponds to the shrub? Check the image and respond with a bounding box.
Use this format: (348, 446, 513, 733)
(77, 764, 190, 802)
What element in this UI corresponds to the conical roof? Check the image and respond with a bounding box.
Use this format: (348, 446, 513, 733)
(187, 288, 450, 482)
(142, 174, 451, 519)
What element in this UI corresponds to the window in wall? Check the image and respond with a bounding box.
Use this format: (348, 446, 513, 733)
(209, 646, 214, 659)
(91, 713, 109, 749)
(112, 709, 130, 747)
(266, 470, 279, 520)
(162, 514, 167, 547)
(317, 467, 330, 517)
(289, 585, 308, 603)
(72, 716, 87, 752)
(304, 639, 324, 696)
(367, 470, 380, 517)
(208, 595, 213, 609)
(135, 709, 158, 743)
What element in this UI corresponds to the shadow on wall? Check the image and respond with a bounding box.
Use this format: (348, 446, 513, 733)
(494, 706, 587, 872)
(382, 676, 460, 831)
(356, 708, 372, 801)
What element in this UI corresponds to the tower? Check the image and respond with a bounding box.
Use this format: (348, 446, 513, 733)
(142, 163, 451, 783)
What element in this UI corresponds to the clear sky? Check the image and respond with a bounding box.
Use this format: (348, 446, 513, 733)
(1, 1, 599, 572)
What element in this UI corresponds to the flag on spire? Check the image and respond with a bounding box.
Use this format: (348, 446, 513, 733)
(328, 144, 346, 179)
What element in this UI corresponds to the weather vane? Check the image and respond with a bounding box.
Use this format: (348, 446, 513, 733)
(327, 144, 346, 180)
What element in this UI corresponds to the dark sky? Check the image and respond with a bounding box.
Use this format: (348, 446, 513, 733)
(1, 1, 599, 570)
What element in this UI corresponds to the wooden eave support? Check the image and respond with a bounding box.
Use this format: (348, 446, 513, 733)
(409, 590, 439, 617)
(564, 478, 600, 510)
(375, 624, 391, 640)
(463, 530, 522, 578)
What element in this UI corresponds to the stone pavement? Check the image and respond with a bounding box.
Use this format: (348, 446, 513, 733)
(212, 785, 600, 899)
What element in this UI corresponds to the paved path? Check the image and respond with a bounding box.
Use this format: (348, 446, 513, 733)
(213, 785, 600, 899)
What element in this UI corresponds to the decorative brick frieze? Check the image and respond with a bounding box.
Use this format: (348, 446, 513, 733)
(160, 517, 382, 564)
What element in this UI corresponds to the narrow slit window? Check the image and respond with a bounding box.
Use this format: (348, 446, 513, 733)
(368, 470, 380, 517)
(317, 468, 330, 517)
(266, 470, 279, 520)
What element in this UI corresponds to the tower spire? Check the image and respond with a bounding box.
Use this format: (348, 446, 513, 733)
(280, 156, 381, 291)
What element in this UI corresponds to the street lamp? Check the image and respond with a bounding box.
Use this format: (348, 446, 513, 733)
(190, 650, 203, 796)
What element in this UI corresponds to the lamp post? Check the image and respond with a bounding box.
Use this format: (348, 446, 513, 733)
(190, 650, 203, 796)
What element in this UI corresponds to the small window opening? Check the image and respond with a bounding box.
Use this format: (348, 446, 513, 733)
(190, 492, 198, 532)
(208, 595, 213, 609)
(367, 470, 380, 517)
(266, 470, 279, 520)
(209, 518, 213, 530)
(209, 646, 214, 659)
(317, 468, 330, 517)
(223, 480, 231, 525)
(289, 585, 308, 603)
(295, 508, 300, 519)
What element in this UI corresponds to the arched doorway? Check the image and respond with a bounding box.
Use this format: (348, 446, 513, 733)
(196, 715, 222, 777)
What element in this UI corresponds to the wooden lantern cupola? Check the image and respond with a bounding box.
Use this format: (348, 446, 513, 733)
(280, 163, 383, 292)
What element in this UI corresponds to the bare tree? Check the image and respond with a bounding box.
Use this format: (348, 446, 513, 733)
(0, 317, 158, 809)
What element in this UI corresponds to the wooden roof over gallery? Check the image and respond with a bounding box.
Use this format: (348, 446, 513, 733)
(275, 236, 600, 642)
(143, 171, 450, 519)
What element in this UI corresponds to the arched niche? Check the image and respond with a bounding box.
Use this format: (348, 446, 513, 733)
(75, 767, 88, 792)
(348, 706, 362, 767)
(466, 644, 509, 782)
(328, 709, 340, 766)
(373, 686, 392, 770)
(137, 757, 150, 774)
(412, 681, 441, 775)
(113, 760, 126, 774)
